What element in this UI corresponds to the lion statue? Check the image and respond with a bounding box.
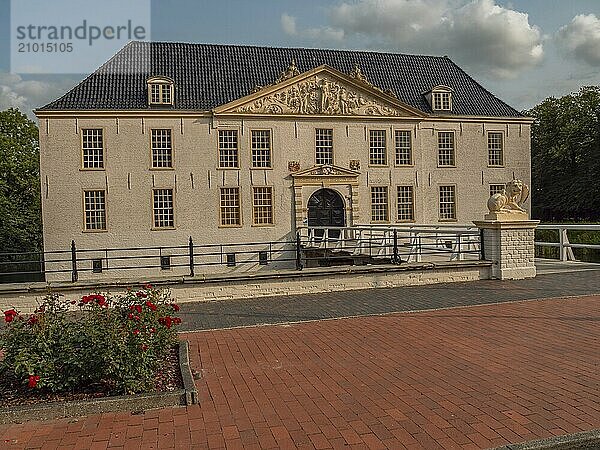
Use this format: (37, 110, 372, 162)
(487, 179, 530, 213)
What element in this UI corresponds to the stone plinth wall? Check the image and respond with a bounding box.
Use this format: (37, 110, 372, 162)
(474, 220, 539, 280)
(0, 261, 491, 313)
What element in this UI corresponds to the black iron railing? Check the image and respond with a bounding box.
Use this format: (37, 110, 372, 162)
(0, 226, 482, 283)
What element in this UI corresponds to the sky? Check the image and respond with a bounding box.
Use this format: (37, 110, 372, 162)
(0, 0, 599, 119)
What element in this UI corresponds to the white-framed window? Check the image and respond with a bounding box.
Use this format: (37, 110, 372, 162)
(488, 132, 504, 166)
(84, 190, 106, 230)
(397, 186, 414, 222)
(370, 186, 389, 222)
(432, 91, 451, 111)
(439, 185, 456, 220)
(395, 130, 412, 165)
(220, 187, 241, 226)
(252, 186, 273, 225)
(369, 130, 387, 165)
(316, 129, 333, 165)
(148, 82, 173, 105)
(82, 129, 104, 169)
(151, 129, 172, 168)
(153, 189, 174, 228)
(438, 131, 455, 166)
(490, 184, 505, 197)
(218, 130, 239, 168)
(251, 130, 271, 168)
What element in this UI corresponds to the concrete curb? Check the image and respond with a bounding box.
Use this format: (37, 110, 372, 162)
(493, 429, 600, 449)
(0, 341, 198, 424)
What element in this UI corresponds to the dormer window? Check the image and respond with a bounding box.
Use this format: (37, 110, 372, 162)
(147, 76, 174, 106)
(427, 85, 453, 112)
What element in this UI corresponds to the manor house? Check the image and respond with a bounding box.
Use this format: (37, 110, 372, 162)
(35, 41, 532, 279)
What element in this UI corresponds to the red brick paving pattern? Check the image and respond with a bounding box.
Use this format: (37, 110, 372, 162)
(1, 295, 599, 449)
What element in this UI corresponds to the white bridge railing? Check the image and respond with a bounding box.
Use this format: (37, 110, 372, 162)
(535, 224, 600, 261)
(297, 224, 481, 263)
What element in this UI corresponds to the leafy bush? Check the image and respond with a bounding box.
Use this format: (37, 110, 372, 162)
(0, 285, 181, 394)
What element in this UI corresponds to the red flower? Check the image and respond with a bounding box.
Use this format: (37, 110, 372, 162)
(94, 295, 107, 307)
(81, 295, 91, 304)
(136, 291, 147, 299)
(133, 329, 140, 335)
(70, 300, 77, 305)
(158, 316, 173, 328)
(129, 305, 135, 311)
(145, 301, 157, 311)
(128, 313, 134, 320)
(28, 375, 40, 388)
(171, 303, 180, 312)
(27, 315, 38, 326)
(134, 305, 142, 314)
(134, 315, 140, 321)
(145, 283, 153, 290)
(141, 344, 148, 352)
(4, 309, 18, 323)
(149, 327, 156, 333)
(173, 317, 182, 325)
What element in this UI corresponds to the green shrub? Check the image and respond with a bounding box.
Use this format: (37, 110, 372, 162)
(0, 285, 181, 394)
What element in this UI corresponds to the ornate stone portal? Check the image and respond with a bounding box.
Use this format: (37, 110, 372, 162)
(291, 165, 361, 230)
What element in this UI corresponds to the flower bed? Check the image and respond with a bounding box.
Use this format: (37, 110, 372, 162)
(0, 285, 183, 398)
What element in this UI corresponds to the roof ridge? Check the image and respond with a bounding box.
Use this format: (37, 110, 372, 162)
(128, 40, 447, 60)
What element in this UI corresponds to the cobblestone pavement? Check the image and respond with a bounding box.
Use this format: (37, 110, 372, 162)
(1, 291, 599, 449)
(178, 270, 600, 331)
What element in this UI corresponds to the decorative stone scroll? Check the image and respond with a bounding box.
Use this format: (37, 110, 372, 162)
(349, 64, 397, 99)
(237, 74, 403, 116)
(486, 179, 530, 221)
(349, 159, 361, 170)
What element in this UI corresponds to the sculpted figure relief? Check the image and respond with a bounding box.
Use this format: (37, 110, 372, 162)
(487, 180, 530, 214)
(237, 75, 401, 116)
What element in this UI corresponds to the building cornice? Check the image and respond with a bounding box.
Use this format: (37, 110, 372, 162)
(34, 109, 533, 124)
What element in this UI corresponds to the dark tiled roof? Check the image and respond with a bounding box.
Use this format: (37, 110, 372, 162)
(39, 41, 522, 117)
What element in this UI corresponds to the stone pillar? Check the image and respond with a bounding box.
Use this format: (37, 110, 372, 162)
(474, 218, 539, 280)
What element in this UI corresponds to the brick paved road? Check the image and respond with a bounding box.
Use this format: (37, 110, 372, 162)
(1, 294, 599, 449)
(178, 270, 600, 331)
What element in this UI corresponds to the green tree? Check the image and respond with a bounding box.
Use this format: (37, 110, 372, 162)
(527, 86, 600, 221)
(0, 108, 42, 254)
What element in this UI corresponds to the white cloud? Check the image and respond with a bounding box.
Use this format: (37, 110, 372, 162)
(281, 13, 297, 36)
(282, 0, 544, 79)
(557, 14, 600, 66)
(281, 13, 345, 44)
(0, 73, 78, 119)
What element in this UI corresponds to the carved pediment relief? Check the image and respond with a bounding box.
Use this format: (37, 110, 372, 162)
(215, 65, 424, 118)
(292, 164, 360, 178)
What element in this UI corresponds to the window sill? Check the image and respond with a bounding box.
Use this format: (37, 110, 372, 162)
(438, 218, 458, 222)
(150, 167, 175, 171)
(218, 224, 243, 228)
(216, 167, 241, 170)
(250, 167, 273, 170)
(251, 223, 275, 227)
(394, 164, 414, 168)
(79, 168, 105, 172)
(437, 165, 457, 168)
(82, 229, 108, 233)
(487, 165, 505, 168)
(151, 227, 176, 231)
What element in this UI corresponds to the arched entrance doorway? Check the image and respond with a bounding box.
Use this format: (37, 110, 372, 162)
(307, 188, 345, 238)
